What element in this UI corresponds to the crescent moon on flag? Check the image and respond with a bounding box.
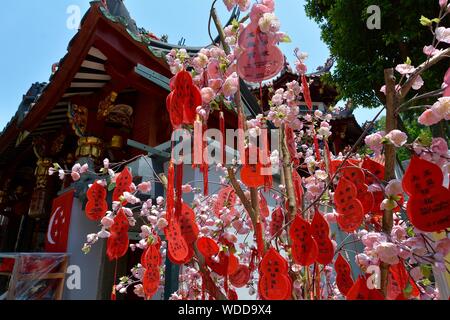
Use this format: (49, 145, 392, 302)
(47, 206, 62, 245)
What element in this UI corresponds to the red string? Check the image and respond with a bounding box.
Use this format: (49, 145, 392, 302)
(175, 163, 183, 220)
(111, 259, 118, 300)
(220, 112, 226, 165)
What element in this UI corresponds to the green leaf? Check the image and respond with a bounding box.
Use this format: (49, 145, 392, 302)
(419, 16, 432, 26)
(422, 278, 432, 286)
(420, 264, 433, 279)
(417, 129, 432, 147)
(406, 226, 415, 237)
(431, 18, 441, 24)
(403, 283, 413, 295)
(279, 35, 292, 43)
(405, 57, 412, 65)
(108, 182, 116, 192)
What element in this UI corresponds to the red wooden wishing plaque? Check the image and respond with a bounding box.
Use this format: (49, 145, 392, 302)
(85, 181, 108, 221)
(289, 215, 318, 266)
(106, 209, 130, 261)
(166, 70, 201, 128)
(259, 248, 291, 300)
(237, 22, 284, 83)
(403, 156, 450, 232)
(311, 211, 334, 265)
(113, 167, 132, 203)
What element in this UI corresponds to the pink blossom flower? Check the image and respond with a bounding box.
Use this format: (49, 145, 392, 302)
(386, 130, 407, 147)
(391, 225, 407, 241)
(137, 181, 152, 194)
(258, 13, 280, 33)
(435, 238, 450, 256)
(71, 171, 80, 181)
(386, 179, 403, 196)
(431, 97, 450, 120)
(362, 232, 387, 250)
(431, 138, 449, 155)
(222, 72, 239, 97)
(223, 0, 236, 11)
(48, 167, 56, 176)
(156, 218, 168, 230)
(412, 75, 424, 90)
(236, 0, 251, 11)
(324, 212, 338, 224)
(375, 242, 399, 265)
(423, 45, 438, 57)
(418, 109, 441, 126)
(395, 63, 416, 75)
(365, 132, 384, 155)
(440, 0, 449, 9)
(97, 229, 111, 239)
(101, 216, 114, 228)
(436, 27, 450, 43)
(72, 163, 81, 173)
(410, 266, 424, 281)
(182, 184, 193, 193)
(201, 87, 215, 104)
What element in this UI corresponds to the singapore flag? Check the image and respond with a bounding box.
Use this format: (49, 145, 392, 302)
(45, 190, 75, 253)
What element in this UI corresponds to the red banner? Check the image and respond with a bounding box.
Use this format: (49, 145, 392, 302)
(45, 190, 75, 253)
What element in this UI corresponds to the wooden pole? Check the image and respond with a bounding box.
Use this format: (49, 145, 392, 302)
(380, 68, 398, 296)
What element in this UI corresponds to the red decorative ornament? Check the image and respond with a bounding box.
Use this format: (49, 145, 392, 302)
(258, 248, 292, 300)
(362, 157, 385, 186)
(85, 181, 108, 221)
(106, 209, 130, 261)
(229, 265, 251, 288)
(334, 254, 354, 296)
(402, 156, 450, 232)
(389, 262, 420, 298)
(237, 20, 284, 83)
(197, 237, 220, 257)
(301, 75, 313, 110)
(292, 170, 304, 209)
(258, 191, 270, 219)
(178, 203, 199, 245)
(311, 211, 334, 265)
(346, 276, 385, 300)
(166, 70, 201, 128)
(289, 215, 318, 266)
(241, 163, 265, 188)
(270, 207, 284, 238)
(142, 241, 162, 300)
(213, 186, 237, 217)
(165, 219, 189, 264)
(112, 167, 132, 203)
(334, 178, 364, 232)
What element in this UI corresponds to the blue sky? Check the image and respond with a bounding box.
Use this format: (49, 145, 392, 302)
(0, 0, 381, 131)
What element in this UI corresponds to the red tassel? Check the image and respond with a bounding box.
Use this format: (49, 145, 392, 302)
(175, 163, 183, 219)
(238, 111, 246, 165)
(314, 135, 321, 162)
(202, 124, 209, 196)
(220, 112, 226, 165)
(111, 260, 118, 300)
(302, 75, 313, 111)
(194, 119, 203, 166)
(255, 222, 265, 258)
(261, 127, 272, 191)
(324, 142, 332, 171)
(166, 161, 175, 222)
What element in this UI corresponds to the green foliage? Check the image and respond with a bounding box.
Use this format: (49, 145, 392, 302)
(304, 0, 445, 108)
